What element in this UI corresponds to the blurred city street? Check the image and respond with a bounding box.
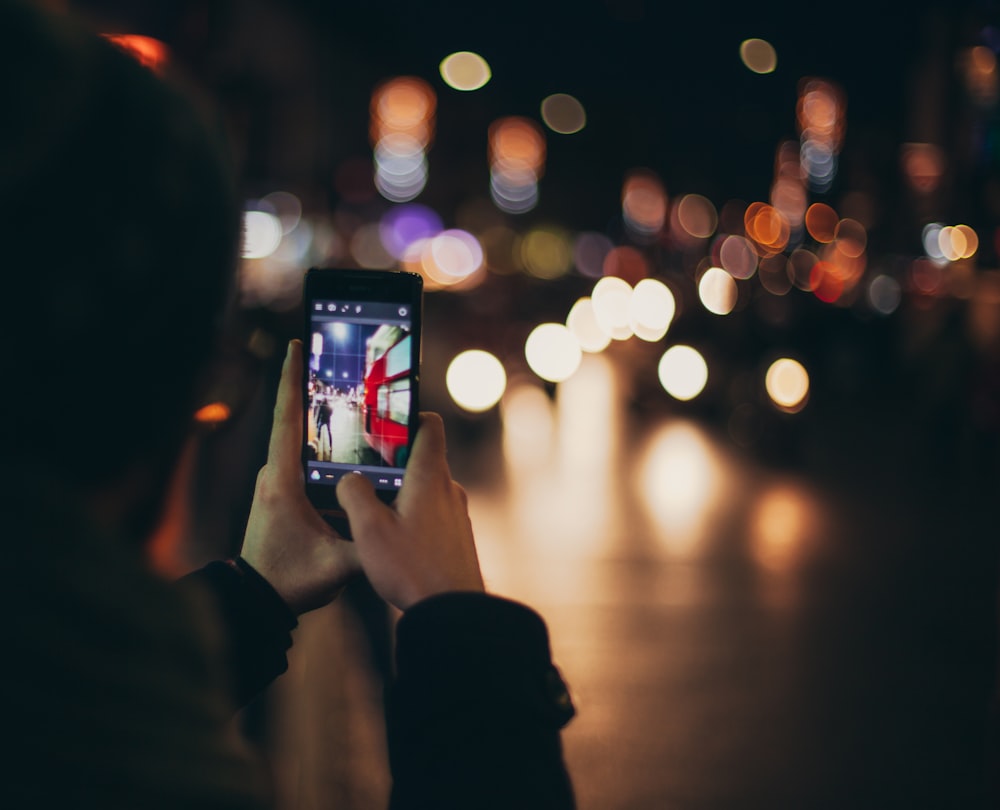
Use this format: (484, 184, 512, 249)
(64, 0, 1000, 805)
(259, 352, 998, 809)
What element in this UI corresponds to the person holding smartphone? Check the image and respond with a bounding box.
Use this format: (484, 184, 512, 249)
(0, 3, 574, 808)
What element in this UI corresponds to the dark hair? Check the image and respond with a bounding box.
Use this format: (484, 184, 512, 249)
(0, 3, 240, 489)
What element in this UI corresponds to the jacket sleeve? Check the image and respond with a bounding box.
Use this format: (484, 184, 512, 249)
(386, 592, 577, 809)
(178, 558, 298, 708)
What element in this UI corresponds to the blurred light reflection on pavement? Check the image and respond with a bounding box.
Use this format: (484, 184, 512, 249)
(464, 352, 995, 809)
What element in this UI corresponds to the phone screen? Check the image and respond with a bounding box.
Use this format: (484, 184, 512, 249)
(305, 296, 415, 498)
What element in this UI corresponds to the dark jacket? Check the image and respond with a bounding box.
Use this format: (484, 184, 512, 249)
(2, 487, 575, 809)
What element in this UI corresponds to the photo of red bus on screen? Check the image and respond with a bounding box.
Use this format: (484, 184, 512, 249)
(363, 326, 412, 467)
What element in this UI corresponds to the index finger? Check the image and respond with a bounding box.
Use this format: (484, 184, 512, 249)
(266, 339, 304, 480)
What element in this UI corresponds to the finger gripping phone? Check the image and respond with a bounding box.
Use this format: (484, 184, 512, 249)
(303, 268, 423, 533)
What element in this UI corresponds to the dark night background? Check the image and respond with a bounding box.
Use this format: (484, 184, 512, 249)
(61, 0, 1000, 807)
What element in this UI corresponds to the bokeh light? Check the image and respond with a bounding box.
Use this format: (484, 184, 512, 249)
(540, 93, 587, 134)
(698, 266, 738, 315)
(194, 402, 231, 425)
(804, 203, 838, 242)
(739, 38, 777, 74)
(797, 78, 844, 193)
(868, 274, 901, 315)
(439, 51, 492, 91)
(488, 117, 545, 214)
(490, 168, 539, 214)
(719, 234, 758, 280)
(574, 231, 614, 278)
(371, 76, 436, 146)
(602, 245, 649, 285)
(937, 224, 979, 261)
(765, 358, 809, 412)
(630, 278, 675, 342)
(809, 260, 844, 303)
(658, 345, 708, 401)
(591, 276, 634, 340)
(261, 191, 302, 234)
(833, 218, 867, 258)
(675, 193, 718, 240)
(771, 142, 807, 228)
(962, 46, 999, 107)
(955, 224, 979, 259)
(622, 170, 667, 237)
(521, 227, 573, 279)
(922, 223, 946, 260)
(104, 34, 169, 73)
(911, 257, 945, 295)
(566, 297, 613, 353)
(379, 204, 443, 259)
(901, 143, 945, 194)
(242, 210, 283, 259)
(374, 133, 428, 202)
(271, 218, 312, 265)
(745, 202, 790, 253)
(490, 116, 546, 177)
(371, 77, 436, 204)
(525, 323, 583, 383)
(446, 350, 507, 412)
(787, 248, 819, 291)
(423, 229, 484, 286)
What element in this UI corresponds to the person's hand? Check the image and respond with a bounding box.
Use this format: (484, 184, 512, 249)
(240, 340, 359, 615)
(336, 412, 484, 611)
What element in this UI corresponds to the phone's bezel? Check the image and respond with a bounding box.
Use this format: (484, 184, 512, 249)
(302, 267, 423, 518)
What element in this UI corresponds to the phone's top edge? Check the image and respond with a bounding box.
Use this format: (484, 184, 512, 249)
(306, 266, 422, 279)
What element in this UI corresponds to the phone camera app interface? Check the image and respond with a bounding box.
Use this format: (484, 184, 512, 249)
(307, 300, 413, 491)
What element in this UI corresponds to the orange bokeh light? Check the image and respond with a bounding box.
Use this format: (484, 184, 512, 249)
(804, 203, 838, 243)
(833, 218, 867, 258)
(797, 78, 845, 151)
(744, 202, 789, 253)
(809, 240, 866, 303)
(370, 76, 437, 146)
(103, 34, 169, 74)
(194, 402, 232, 425)
(489, 116, 546, 178)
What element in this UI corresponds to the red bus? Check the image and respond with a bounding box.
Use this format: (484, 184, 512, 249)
(362, 327, 412, 466)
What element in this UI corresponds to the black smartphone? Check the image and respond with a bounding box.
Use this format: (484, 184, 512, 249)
(303, 267, 423, 535)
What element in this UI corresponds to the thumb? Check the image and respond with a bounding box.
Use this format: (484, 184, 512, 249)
(337, 473, 396, 538)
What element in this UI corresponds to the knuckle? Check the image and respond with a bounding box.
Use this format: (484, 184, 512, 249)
(255, 466, 279, 503)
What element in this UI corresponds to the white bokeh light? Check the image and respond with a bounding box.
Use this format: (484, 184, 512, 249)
(525, 323, 582, 383)
(591, 276, 634, 340)
(765, 358, 809, 412)
(566, 297, 612, 353)
(630, 278, 676, 342)
(242, 210, 283, 259)
(698, 267, 738, 315)
(446, 350, 507, 412)
(658, 345, 708, 401)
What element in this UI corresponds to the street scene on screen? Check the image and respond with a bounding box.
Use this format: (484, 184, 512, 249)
(308, 320, 412, 468)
